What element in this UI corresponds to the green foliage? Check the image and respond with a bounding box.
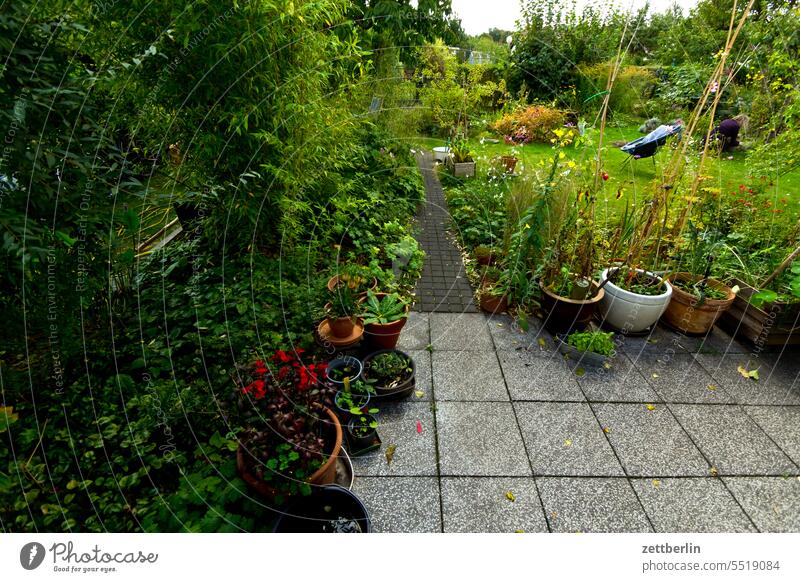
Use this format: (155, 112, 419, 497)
(364, 352, 412, 388)
(566, 330, 615, 356)
(361, 291, 409, 324)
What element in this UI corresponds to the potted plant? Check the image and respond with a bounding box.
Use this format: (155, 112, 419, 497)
(272, 484, 372, 533)
(717, 249, 800, 346)
(361, 290, 411, 349)
(323, 282, 363, 341)
(479, 277, 509, 314)
(500, 153, 518, 173)
(474, 245, 496, 266)
(362, 349, 416, 400)
(346, 410, 380, 454)
(230, 350, 341, 501)
(557, 329, 616, 366)
(597, 266, 673, 333)
(660, 227, 736, 334)
(325, 355, 363, 388)
(448, 137, 476, 178)
(333, 378, 374, 423)
(326, 264, 378, 296)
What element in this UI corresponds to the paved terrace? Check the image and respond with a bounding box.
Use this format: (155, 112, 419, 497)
(351, 315, 800, 532)
(348, 150, 800, 532)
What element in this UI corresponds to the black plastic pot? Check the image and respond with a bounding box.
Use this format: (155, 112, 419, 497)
(346, 414, 380, 454)
(325, 356, 363, 389)
(362, 349, 416, 401)
(334, 390, 371, 423)
(272, 484, 372, 533)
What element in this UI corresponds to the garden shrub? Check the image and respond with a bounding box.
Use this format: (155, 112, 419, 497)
(576, 63, 657, 116)
(490, 105, 567, 144)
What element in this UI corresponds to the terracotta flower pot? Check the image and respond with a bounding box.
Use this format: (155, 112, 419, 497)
(500, 155, 518, 173)
(540, 280, 605, 334)
(329, 316, 357, 338)
(480, 292, 508, 314)
(362, 292, 410, 349)
(474, 246, 495, 266)
(661, 273, 736, 335)
(236, 407, 343, 500)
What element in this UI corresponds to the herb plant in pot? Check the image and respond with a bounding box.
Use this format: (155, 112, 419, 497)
(479, 276, 509, 314)
(361, 290, 410, 349)
(596, 266, 673, 333)
(323, 282, 363, 342)
(362, 349, 416, 400)
(660, 231, 736, 334)
(557, 329, 616, 366)
(325, 355, 363, 388)
(230, 350, 341, 502)
(333, 378, 374, 423)
(346, 409, 380, 455)
(448, 136, 476, 178)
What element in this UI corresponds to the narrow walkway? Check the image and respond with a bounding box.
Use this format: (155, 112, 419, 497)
(413, 152, 477, 313)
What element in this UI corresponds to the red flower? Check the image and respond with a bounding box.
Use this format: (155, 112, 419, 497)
(602, 172, 609, 181)
(275, 350, 291, 363)
(739, 184, 746, 191)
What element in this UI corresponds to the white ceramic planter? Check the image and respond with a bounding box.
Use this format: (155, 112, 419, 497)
(432, 146, 450, 163)
(596, 268, 673, 333)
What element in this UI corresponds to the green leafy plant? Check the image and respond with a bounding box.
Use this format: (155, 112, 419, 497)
(606, 266, 666, 296)
(361, 291, 409, 324)
(565, 330, 616, 356)
(365, 352, 413, 389)
(450, 137, 474, 163)
(350, 411, 379, 435)
(326, 282, 360, 320)
(751, 262, 800, 307)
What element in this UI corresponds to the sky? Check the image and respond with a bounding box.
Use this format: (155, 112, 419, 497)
(451, 0, 700, 36)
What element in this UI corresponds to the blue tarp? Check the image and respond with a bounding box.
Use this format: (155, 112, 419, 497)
(621, 124, 683, 159)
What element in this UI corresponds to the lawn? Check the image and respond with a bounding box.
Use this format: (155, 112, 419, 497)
(412, 123, 800, 216)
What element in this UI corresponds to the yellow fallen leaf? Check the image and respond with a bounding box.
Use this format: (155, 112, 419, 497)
(707, 384, 717, 391)
(538, 338, 547, 348)
(646, 404, 656, 411)
(415, 390, 425, 398)
(652, 479, 661, 488)
(575, 367, 585, 377)
(385, 444, 397, 465)
(515, 529, 525, 533)
(652, 373, 659, 379)
(564, 439, 573, 447)
(709, 466, 718, 476)
(737, 365, 760, 381)
(505, 491, 516, 502)
(603, 426, 611, 434)
(551, 511, 558, 520)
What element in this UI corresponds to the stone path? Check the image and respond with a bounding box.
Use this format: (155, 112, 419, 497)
(351, 314, 800, 532)
(412, 152, 477, 313)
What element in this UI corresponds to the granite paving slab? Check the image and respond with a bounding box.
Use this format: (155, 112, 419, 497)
(631, 353, 734, 404)
(396, 312, 430, 351)
(723, 477, 800, 532)
(694, 353, 800, 405)
(487, 314, 552, 351)
(670, 404, 799, 476)
(436, 402, 531, 476)
(440, 477, 548, 533)
(742, 406, 800, 465)
(352, 477, 441, 532)
(631, 478, 756, 532)
(350, 402, 437, 476)
(498, 350, 585, 401)
(514, 402, 624, 476)
(576, 353, 662, 403)
(537, 477, 652, 532)
(591, 403, 709, 476)
(433, 350, 508, 401)
(429, 312, 493, 351)
(407, 349, 433, 401)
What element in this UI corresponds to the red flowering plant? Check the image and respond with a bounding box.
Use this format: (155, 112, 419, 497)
(228, 349, 337, 498)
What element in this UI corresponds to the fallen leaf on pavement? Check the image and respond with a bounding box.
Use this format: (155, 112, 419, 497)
(646, 404, 656, 411)
(505, 491, 516, 502)
(416, 420, 423, 434)
(564, 439, 573, 447)
(385, 444, 397, 465)
(737, 365, 760, 381)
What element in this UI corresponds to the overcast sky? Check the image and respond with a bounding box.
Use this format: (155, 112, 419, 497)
(451, 0, 700, 35)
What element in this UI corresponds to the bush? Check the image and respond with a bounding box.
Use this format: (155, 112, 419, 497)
(490, 105, 567, 144)
(576, 63, 657, 116)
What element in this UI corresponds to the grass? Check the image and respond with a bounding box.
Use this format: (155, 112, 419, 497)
(413, 123, 800, 216)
